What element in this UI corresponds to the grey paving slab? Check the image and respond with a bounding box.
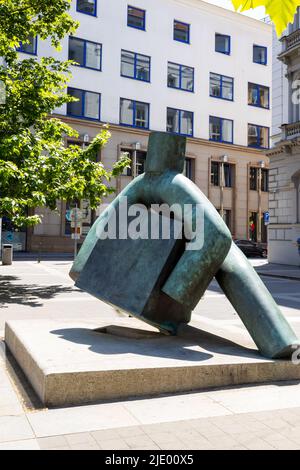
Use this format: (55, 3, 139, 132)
(0, 415, 34, 443)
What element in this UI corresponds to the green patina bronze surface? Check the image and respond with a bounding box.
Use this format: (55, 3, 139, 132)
(70, 131, 299, 359)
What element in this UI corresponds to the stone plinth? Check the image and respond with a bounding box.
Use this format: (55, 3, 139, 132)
(5, 319, 300, 407)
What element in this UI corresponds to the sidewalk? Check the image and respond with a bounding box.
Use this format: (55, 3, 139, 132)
(255, 262, 300, 281)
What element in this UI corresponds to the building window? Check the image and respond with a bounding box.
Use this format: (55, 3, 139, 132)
(253, 45, 267, 65)
(122, 149, 147, 176)
(174, 20, 190, 43)
(121, 50, 150, 82)
(209, 116, 233, 144)
(69, 37, 102, 70)
(127, 6, 146, 30)
(210, 73, 233, 101)
(76, 0, 97, 16)
(249, 167, 258, 191)
(261, 168, 269, 192)
(211, 162, 234, 187)
(167, 108, 193, 137)
(120, 98, 149, 129)
(17, 36, 37, 55)
(248, 83, 269, 109)
(248, 124, 269, 149)
(168, 62, 194, 92)
(211, 162, 220, 186)
(184, 158, 194, 180)
(67, 88, 101, 120)
(215, 33, 230, 55)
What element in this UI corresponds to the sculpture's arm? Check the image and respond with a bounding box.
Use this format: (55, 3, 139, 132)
(70, 175, 144, 280)
(157, 173, 232, 310)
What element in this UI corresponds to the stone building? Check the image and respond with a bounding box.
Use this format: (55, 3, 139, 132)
(268, 9, 300, 265)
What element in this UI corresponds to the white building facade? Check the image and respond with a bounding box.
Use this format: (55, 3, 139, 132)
(16, 0, 272, 252)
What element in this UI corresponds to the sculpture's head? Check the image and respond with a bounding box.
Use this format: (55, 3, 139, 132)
(145, 131, 186, 175)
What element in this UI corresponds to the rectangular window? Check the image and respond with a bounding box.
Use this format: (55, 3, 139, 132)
(209, 116, 233, 144)
(69, 37, 102, 70)
(210, 73, 233, 101)
(120, 98, 149, 129)
(77, 0, 97, 16)
(67, 88, 101, 120)
(184, 158, 194, 181)
(248, 124, 269, 149)
(253, 45, 267, 65)
(121, 50, 150, 82)
(122, 149, 147, 177)
(211, 162, 220, 186)
(250, 167, 258, 191)
(168, 62, 194, 92)
(127, 6, 146, 30)
(167, 108, 193, 136)
(174, 20, 190, 44)
(261, 169, 269, 192)
(215, 33, 230, 55)
(17, 36, 37, 55)
(211, 162, 234, 187)
(248, 83, 269, 109)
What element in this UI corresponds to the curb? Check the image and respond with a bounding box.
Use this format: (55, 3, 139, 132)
(257, 272, 300, 282)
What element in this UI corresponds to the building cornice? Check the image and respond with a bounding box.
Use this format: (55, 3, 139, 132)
(57, 114, 268, 157)
(267, 138, 300, 156)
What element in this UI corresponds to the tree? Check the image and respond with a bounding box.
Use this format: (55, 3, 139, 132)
(0, 0, 129, 228)
(232, 0, 300, 36)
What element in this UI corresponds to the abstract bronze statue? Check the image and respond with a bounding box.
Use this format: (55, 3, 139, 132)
(70, 131, 299, 359)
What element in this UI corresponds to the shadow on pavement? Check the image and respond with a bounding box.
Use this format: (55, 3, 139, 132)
(0, 275, 74, 308)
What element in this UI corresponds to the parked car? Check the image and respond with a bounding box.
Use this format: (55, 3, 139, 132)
(234, 239, 267, 258)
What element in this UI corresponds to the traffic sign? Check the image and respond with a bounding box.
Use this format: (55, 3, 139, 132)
(264, 212, 270, 226)
(70, 208, 83, 221)
(65, 210, 72, 222)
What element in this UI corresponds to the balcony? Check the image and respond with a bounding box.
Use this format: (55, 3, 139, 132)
(281, 121, 300, 140)
(279, 29, 300, 61)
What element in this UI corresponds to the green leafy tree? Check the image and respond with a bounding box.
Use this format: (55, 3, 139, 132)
(0, 0, 129, 227)
(232, 0, 300, 36)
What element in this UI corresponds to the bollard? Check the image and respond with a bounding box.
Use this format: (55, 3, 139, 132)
(2, 244, 13, 265)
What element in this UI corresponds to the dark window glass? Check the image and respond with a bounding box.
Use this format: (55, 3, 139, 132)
(17, 36, 37, 54)
(253, 45, 267, 65)
(210, 73, 233, 101)
(184, 158, 194, 180)
(248, 83, 269, 108)
(215, 34, 230, 54)
(77, 0, 97, 16)
(211, 162, 220, 186)
(224, 163, 234, 188)
(168, 62, 194, 91)
(69, 37, 102, 70)
(261, 169, 269, 192)
(166, 108, 193, 136)
(121, 50, 150, 82)
(248, 124, 269, 149)
(127, 6, 146, 30)
(250, 167, 258, 191)
(67, 88, 100, 120)
(120, 99, 149, 129)
(209, 116, 233, 143)
(174, 21, 190, 43)
(123, 149, 147, 176)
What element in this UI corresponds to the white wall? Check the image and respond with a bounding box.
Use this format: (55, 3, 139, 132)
(271, 26, 288, 145)
(24, 0, 272, 146)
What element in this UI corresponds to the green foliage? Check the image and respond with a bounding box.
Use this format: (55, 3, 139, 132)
(0, 0, 130, 227)
(232, 0, 300, 36)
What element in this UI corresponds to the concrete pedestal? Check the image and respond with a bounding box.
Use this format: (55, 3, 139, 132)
(5, 319, 300, 407)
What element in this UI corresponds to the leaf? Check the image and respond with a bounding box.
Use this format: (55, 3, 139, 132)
(232, 0, 300, 36)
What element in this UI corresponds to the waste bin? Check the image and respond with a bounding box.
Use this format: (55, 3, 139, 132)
(2, 244, 13, 265)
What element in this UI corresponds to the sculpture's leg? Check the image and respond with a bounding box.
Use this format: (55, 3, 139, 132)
(216, 243, 299, 358)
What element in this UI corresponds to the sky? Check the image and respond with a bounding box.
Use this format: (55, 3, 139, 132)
(202, 0, 266, 20)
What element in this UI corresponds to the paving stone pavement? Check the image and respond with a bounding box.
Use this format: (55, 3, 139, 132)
(1, 260, 300, 450)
